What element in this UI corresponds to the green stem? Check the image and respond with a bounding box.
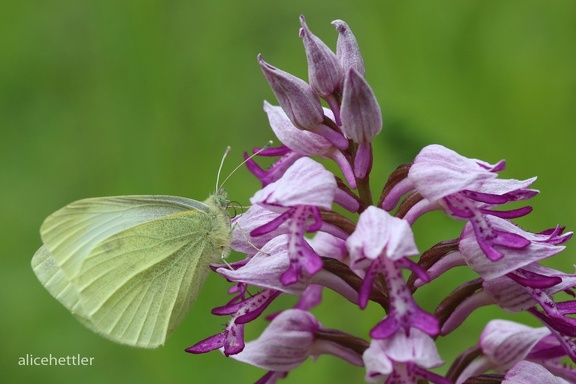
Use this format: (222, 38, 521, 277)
(356, 174, 372, 208)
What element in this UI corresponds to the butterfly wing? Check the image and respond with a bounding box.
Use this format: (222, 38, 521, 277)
(32, 195, 228, 348)
(31, 245, 90, 322)
(38, 196, 211, 278)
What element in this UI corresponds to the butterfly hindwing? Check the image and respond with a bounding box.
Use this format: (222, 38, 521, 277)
(75, 211, 215, 347)
(31, 245, 88, 320)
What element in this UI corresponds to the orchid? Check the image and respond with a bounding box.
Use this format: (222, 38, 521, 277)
(188, 16, 576, 384)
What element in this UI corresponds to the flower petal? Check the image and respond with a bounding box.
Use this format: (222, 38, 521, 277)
(250, 157, 337, 210)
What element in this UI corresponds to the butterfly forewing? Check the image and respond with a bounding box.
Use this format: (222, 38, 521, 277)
(39, 196, 211, 278)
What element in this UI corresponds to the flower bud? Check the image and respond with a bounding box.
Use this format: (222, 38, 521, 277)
(332, 19, 365, 77)
(299, 15, 343, 97)
(340, 68, 382, 144)
(258, 54, 324, 131)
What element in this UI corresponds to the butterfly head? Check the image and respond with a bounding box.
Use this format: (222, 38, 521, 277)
(212, 188, 229, 210)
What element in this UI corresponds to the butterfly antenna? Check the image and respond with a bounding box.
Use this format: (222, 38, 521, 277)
(218, 140, 273, 189)
(216, 146, 232, 192)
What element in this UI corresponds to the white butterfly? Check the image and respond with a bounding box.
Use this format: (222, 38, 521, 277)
(32, 191, 231, 348)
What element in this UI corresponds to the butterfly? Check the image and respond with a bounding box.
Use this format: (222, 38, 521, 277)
(31, 190, 231, 348)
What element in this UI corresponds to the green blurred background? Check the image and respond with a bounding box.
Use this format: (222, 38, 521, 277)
(2, 1, 575, 383)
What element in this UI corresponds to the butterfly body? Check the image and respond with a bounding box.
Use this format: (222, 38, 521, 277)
(31, 189, 231, 348)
